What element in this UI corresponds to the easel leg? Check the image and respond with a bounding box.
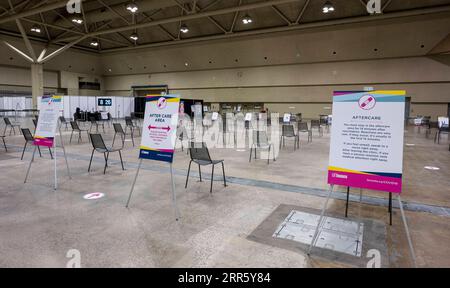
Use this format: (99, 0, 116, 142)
(345, 187, 350, 218)
(54, 141, 57, 190)
(60, 130, 72, 179)
(126, 159, 143, 208)
(170, 164, 180, 221)
(24, 146, 37, 183)
(389, 193, 393, 226)
(308, 185, 334, 256)
(398, 195, 418, 268)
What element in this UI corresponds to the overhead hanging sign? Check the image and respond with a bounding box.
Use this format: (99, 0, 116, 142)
(139, 95, 180, 163)
(34, 95, 62, 147)
(328, 91, 406, 194)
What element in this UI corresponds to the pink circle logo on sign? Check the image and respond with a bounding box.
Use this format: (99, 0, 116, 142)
(157, 97, 167, 110)
(358, 95, 376, 110)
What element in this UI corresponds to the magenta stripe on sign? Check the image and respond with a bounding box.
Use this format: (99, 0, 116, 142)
(328, 170, 402, 194)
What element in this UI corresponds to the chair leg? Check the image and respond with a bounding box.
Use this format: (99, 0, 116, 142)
(104, 152, 109, 174)
(198, 164, 202, 182)
(267, 146, 271, 164)
(78, 131, 82, 143)
(222, 162, 227, 187)
(112, 133, 116, 147)
(21, 142, 27, 160)
(210, 164, 215, 194)
(88, 149, 95, 172)
(119, 150, 125, 170)
(70, 131, 74, 143)
(249, 146, 253, 162)
(2, 137, 7, 152)
(185, 160, 192, 188)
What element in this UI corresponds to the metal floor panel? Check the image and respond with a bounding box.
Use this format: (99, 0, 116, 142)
(273, 210, 364, 257)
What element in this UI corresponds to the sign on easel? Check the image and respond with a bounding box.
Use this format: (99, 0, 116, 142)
(34, 96, 61, 147)
(328, 91, 405, 193)
(126, 95, 181, 220)
(308, 91, 417, 267)
(25, 95, 71, 190)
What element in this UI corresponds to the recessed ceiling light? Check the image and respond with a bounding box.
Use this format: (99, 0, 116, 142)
(323, 1, 335, 13)
(184, 62, 189, 67)
(126, 3, 138, 13)
(90, 40, 99, 47)
(108, 68, 112, 72)
(180, 24, 189, 33)
(130, 33, 138, 41)
(242, 14, 253, 24)
(30, 25, 41, 33)
(71, 16, 83, 24)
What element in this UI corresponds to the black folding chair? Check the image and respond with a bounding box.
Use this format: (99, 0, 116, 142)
(88, 133, 125, 174)
(185, 142, 227, 193)
(426, 121, 438, 139)
(298, 121, 312, 142)
(59, 116, 69, 131)
(280, 125, 300, 150)
(70, 121, 90, 143)
(3, 117, 21, 136)
(21, 128, 53, 160)
(89, 117, 105, 133)
(125, 116, 141, 137)
(0, 135, 6, 152)
(436, 124, 449, 144)
(249, 131, 276, 164)
(311, 119, 323, 137)
(112, 123, 132, 147)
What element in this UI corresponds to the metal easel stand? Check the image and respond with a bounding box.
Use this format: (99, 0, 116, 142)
(308, 185, 418, 268)
(126, 159, 180, 221)
(24, 128, 72, 190)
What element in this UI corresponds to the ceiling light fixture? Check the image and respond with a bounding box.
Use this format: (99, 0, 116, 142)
(71, 16, 83, 24)
(242, 14, 253, 24)
(126, 2, 139, 13)
(130, 33, 139, 41)
(30, 25, 41, 33)
(90, 40, 99, 47)
(322, 1, 335, 13)
(180, 24, 189, 34)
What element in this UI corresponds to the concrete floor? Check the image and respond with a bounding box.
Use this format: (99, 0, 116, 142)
(0, 119, 449, 268)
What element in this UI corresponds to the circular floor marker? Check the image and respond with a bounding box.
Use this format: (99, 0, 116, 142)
(424, 166, 440, 171)
(83, 193, 105, 200)
(236, 149, 246, 152)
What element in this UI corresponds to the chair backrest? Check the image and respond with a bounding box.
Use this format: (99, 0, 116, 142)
(298, 122, 309, 131)
(4, 117, 11, 125)
(70, 121, 80, 130)
(22, 128, 34, 142)
(59, 116, 66, 123)
(125, 117, 133, 126)
(311, 120, 320, 128)
(282, 125, 295, 137)
(189, 142, 211, 162)
(429, 121, 439, 129)
(253, 131, 269, 147)
(89, 117, 97, 123)
(113, 123, 125, 134)
(90, 134, 107, 150)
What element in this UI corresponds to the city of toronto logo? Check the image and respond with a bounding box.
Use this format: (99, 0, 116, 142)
(358, 95, 376, 111)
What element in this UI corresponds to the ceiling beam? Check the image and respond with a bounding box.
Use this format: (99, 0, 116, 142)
(296, 0, 310, 23)
(100, 5, 450, 53)
(272, 5, 292, 25)
(56, 0, 301, 42)
(229, 0, 243, 33)
(0, 0, 86, 24)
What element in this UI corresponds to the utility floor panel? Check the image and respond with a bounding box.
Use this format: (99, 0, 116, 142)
(273, 210, 364, 257)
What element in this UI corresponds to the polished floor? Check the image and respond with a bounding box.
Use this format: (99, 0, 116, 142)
(0, 119, 449, 268)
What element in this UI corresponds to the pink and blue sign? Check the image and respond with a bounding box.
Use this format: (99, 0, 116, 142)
(328, 91, 406, 194)
(139, 95, 180, 163)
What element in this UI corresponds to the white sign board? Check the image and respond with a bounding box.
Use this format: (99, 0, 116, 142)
(34, 96, 62, 147)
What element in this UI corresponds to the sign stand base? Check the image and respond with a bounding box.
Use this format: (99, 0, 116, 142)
(126, 159, 180, 221)
(307, 185, 417, 268)
(24, 128, 71, 190)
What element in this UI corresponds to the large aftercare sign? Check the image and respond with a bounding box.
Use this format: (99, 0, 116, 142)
(139, 95, 180, 163)
(34, 95, 62, 147)
(328, 91, 406, 194)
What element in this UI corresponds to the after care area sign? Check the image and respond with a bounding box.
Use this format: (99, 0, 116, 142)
(139, 95, 180, 163)
(328, 91, 406, 194)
